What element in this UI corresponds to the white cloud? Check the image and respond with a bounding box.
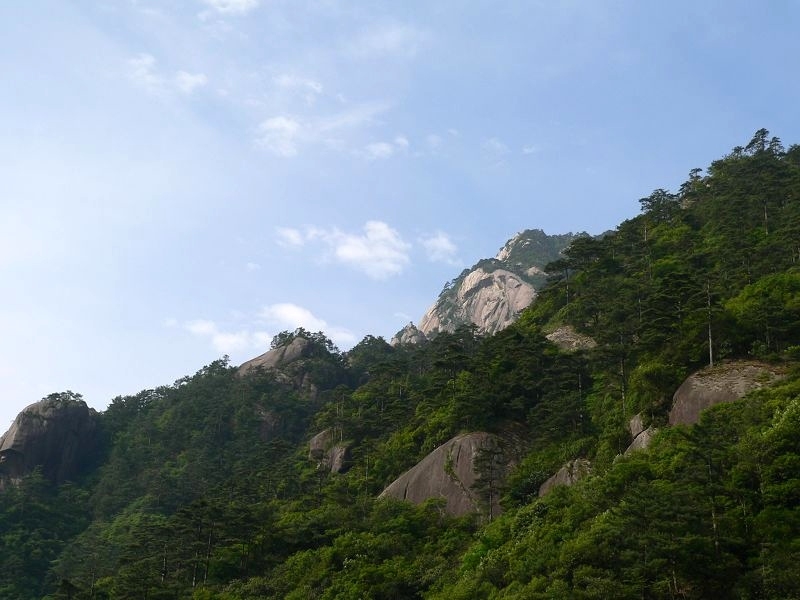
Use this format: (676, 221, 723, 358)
(420, 231, 460, 265)
(245, 261, 261, 271)
(347, 23, 428, 60)
(426, 134, 442, 150)
(362, 134, 409, 160)
(128, 53, 162, 93)
(364, 141, 394, 160)
(330, 221, 410, 279)
(184, 319, 269, 354)
(175, 71, 208, 94)
(522, 144, 540, 155)
(259, 303, 327, 331)
(483, 137, 510, 156)
(275, 227, 305, 247)
(256, 116, 301, 157)
(273, 74, 323, 107)
(259, 303, 356, 346)
(275, 221, 411, 279)
(256, 103, 388, 157)
(128, 55, 209, 96)
(274, 74, 322, 94)
(201, 0, 259, 15)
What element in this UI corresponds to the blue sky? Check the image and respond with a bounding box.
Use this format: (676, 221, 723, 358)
(2, 0, 799, 429)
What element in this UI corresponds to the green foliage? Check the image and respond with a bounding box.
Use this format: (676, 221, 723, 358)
(3, 129, 800, 598)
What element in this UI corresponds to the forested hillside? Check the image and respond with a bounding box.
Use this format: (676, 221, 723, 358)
(2, 130, 799, 599)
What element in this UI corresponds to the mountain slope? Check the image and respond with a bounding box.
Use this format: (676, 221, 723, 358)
(1, 129, 800, 599)
(410, 229, 577, 339)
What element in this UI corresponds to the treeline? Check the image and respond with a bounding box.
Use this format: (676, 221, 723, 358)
(0, 130, 798, 598)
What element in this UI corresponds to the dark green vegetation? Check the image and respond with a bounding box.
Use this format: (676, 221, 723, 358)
(2, 129, 800, 598)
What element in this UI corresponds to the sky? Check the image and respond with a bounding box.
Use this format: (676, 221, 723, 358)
(2, 0, 799, 430)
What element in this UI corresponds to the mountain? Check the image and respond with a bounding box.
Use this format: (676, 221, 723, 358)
(2, 129, 800, 599)
(405, 229, 577, 341)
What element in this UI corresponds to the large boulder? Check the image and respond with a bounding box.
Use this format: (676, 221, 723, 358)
(624, 412, 656, 454)
(625, 427, 656, 454)
(669, 361, 784, 426)
(538, 458, 590, 496)
(545, 325, 597, 352)
(238, 336, 312, 376)
(379, 432, 502, 517)
(0, 393, 98, 485)
(390, 323, 428, 347)
(309, 429, 350, 474)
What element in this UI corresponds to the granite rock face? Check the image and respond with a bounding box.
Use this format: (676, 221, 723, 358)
(309, 429, 350, 474)
(419, 268, 536, 337)
(624, 412, 656, 453)
(412, 230, 577, 339)
(390, 323, 428, 347)
(545, 326, 597, 352)
(238, 337, 312, 376)
(379, 432, 501, 517)
(625, 427, 656, 454)
(0, 393, 98, 485)
(669, 361, 783, 426)
(538, 458, 591, 496)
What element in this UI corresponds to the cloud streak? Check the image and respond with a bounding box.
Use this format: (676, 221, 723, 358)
(274, 221, 411, 279)
(201, 0, 259, 15)
(128, 54, 208, 96)
(255, 103, 388, 157)
(420, 231, 460, 265)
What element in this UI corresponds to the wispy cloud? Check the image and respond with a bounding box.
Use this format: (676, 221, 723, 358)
(362, 135, 409, 160)
(482, 137, 511, 166)
(275, 227, 306, 247)
(255, 103, 388, 157)
(258, 303, 355, 346)
(274, 74, 323, 106)
(332, 221, 410, 279)
(364, 141, 395, 160)
(346, 23, 429, 60)
(274, 221, 411, 279)
(483, 137, 510, 156)
(183, 302, 356, 355)
(426, 134, 443, 152)
(184, 319, 270, 354)
(128, 53, 162, 93)
(256, 116, 301, 157)
(420, 231, 460, 265)
(128, 54, 208, 96)
(201, 0, 259, 15)
(175, 71, 208, 94)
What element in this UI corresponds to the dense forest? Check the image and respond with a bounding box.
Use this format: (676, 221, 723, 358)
(2, 129, 799, 599)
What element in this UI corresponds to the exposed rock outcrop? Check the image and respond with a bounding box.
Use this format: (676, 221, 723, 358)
(625, 427, 656, 454)
(414, 230, 577, 338)
(538, 458, 590, 496)
(0, 393, 98, 486)
(629, 413, 645, 440)
(379, 432, 502, 517)
(390, 323, 428, 347)
(238, 336, 312, 376)
(545, 326, 597, 352)
(309, 429, 350, 474)
(669, 361, 784, 426)
(419, 268, 536, 337)
(624, 412, 656, 453)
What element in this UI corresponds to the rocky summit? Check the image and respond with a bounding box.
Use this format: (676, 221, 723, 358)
(0, 393, 98, 486)
(399, 229, 577, 340)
